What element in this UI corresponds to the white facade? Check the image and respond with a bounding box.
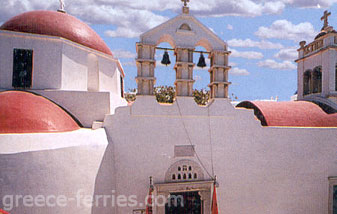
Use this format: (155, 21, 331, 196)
(0, 30, 127, 122)
(101, 96, 337, 214)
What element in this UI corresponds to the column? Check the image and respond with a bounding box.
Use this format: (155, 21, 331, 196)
(174, 48, 195, 96)
(135, 43, 156, 95)
(208, 50, 231, 98)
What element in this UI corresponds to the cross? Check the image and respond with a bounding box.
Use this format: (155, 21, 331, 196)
(181, 0, 190, 7)
(321, 10, 331, 29)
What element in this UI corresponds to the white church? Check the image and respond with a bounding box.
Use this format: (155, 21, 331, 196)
(0, 1, 336, 214)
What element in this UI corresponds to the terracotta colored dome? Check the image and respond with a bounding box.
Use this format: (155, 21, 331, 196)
(0, 10, 112, 56)
(237, 100, 337, 127)
(0, 91, 80, 134)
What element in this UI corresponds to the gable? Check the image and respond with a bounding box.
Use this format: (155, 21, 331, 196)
(140, 14, 226, 51)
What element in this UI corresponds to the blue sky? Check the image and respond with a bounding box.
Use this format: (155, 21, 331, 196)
(1, 0, 337, 101)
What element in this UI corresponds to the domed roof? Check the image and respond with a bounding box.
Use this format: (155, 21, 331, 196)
(0, 10, 112, 56)
(237, 101, 337, 127)
(0, 91, 80, 134)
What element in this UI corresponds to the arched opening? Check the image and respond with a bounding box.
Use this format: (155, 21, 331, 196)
(313, 66, 322, 93)
(194, 39, 213, 53)
(179, 23, 192, 31)
(303, 70, 312, 95)
(154, 42, 176, 103)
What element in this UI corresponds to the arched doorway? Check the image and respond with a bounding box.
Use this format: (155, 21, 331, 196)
(313, 66, 322, 93)
(303, 70, 312, 95)
(165, 191, 202, 214)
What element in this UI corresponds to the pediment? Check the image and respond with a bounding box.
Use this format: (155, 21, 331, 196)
(140, 14, 226, 52)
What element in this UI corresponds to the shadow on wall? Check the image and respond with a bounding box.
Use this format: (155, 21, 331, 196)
(91, 139, 116, 214)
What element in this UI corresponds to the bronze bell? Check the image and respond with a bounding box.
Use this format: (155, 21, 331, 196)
(161, 50, 171, 66)
(197, 53, 206, 68)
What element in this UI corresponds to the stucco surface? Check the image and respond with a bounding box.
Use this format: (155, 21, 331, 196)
(104, 96, 337, 214)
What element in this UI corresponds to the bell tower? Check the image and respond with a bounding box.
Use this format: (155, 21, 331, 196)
(135, 0, 231, 99)
(296, 10, 337, 109)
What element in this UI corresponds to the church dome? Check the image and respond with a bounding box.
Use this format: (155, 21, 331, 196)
(0, 10, 112, 56)
(237, 101, 337, 127)
(0, 91, 80, 134)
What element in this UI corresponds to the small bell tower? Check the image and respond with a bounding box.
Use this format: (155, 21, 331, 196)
(135, 0, 231, 99)
(296, 10, 337, 109)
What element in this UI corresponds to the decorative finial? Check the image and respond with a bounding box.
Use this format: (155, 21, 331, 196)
(57, 0, 66, 13)
(321, 10, 331, 30)
(181, 0, 190, 14)
(299, 41, 306, 48)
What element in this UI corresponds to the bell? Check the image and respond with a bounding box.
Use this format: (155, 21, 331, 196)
(197, 53, 206, 68)
(161, 50, 171, 66)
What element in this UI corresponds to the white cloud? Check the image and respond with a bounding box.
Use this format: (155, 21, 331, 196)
(194, 75, 202, 81)
(189, 0, 285, 17)
(111, 49, 136, 59)
(229, 62, 237, 67)
(257, 59, 296, 70)
(227, 24, 233, 30)
(228, 39, 284, 49)
(0, 0, 169, 39)
(274, 47, 298, 61)
(281, 0, 337, 8)
(255, 19, 318, 42)
(105, 27, 142, 38)
(230, 67, 250, 76)
(230, 49, 264, 59)
(123, 61, 136, 67)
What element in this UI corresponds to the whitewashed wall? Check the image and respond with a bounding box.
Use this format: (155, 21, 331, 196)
(104, 96, 337, 214)
(0, 30, 63, 89)
(0, 129, 114, 214)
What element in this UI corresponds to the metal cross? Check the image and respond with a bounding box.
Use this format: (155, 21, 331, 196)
(321, 10, 331, 28)
(181, 0, 190, 7)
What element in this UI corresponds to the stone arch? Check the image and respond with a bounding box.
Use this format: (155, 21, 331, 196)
(165, 159, 205, 183)
(313, 66, 322, 93)
(156, 34, 176, 48)
(303, 70, 312, 95)
(194, 38, 213, 52)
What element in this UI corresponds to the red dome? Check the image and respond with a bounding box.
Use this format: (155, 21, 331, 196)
(0, 91, 80, 134)
(237, 101, 337, 127)
(0, 10, 112, 56)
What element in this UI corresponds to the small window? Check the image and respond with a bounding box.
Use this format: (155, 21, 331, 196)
(179, 23, 191, 31)
(188, 173, 192, 179)
(182, 165, 187, 171)
(172, 174, 176, 180)
(188, 166, 192, 171)
(178, 166, 181, 171)
(120, 75, 124, 98)
(194, 173, 197, 179)
(178, 174, 181, 180)
(183, 174, 187, 179)
(12, 49, 33, 88)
